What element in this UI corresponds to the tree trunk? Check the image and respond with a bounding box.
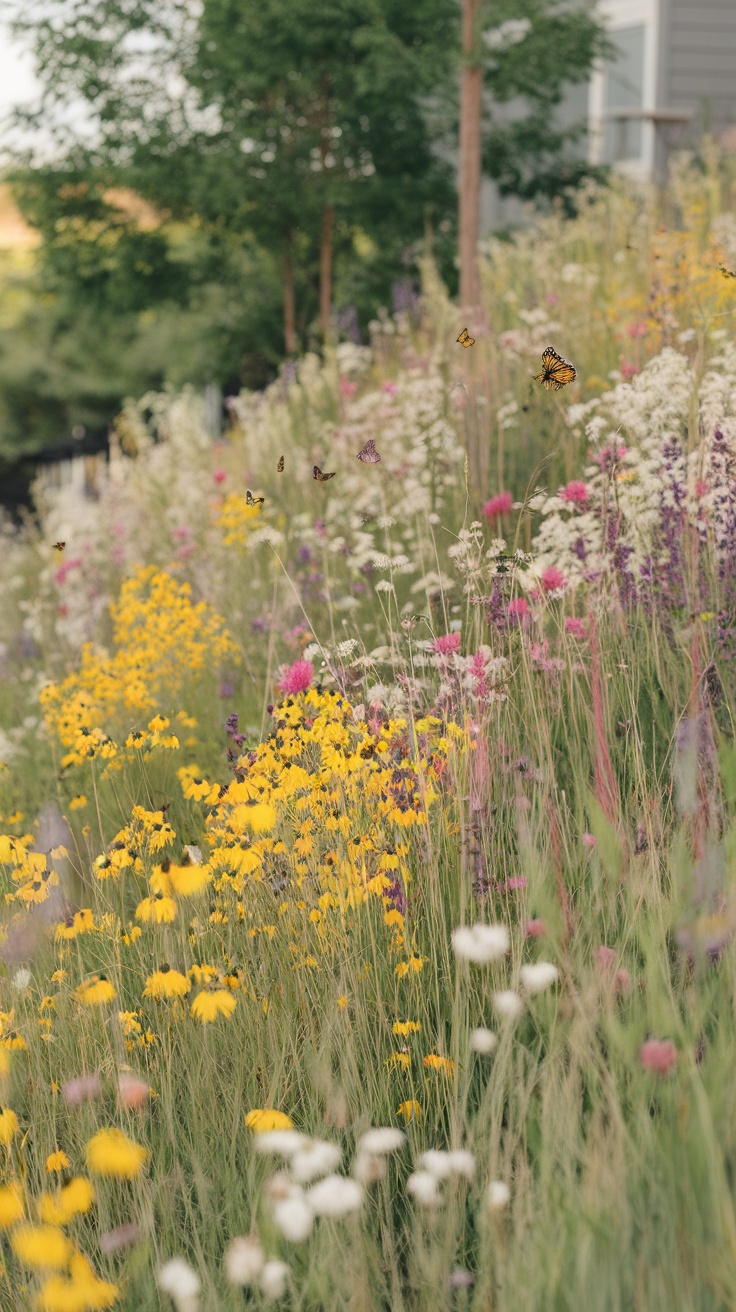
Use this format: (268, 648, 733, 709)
(283, 241, 296, 355)
(320, 202, 334, 342)
(458, 0, 482, 312)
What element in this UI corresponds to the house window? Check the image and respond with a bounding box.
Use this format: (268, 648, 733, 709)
(603, 25, 646, 163)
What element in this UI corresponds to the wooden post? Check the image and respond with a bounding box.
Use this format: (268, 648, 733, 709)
(320, 203, 334, 342)
(458, 0, 482, 313)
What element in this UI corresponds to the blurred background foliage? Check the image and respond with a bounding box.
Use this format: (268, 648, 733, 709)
(0, 0, 607, 464)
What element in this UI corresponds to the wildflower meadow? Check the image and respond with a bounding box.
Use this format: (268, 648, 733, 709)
(2, 151, 736, 1311)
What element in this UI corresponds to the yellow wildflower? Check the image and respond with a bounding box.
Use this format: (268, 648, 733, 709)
(393, 1021, 421, 1036)
(135, 893, 177, 924)
(11, 1224, 72, 1270)
(168, 861, 211, 897)
(143, 966, 191, 999)
(245, 1109, 293, 1132)
(85, 1128, 148, 1179)
(69, 795, 87, 811)
(0, 1107, 18, 1144)
(45, 1151, 70, 1173)
(37, 1252, 119, 1310)
(76, 977, 117, 1007)
(0, 1182, 24, 1228)
(423, 1054, 456, 1076)
(397, 1100, 421, 1122)
(190, 990, 236, 1023)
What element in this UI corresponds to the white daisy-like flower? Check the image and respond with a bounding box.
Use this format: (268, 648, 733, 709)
(259, 1258, 290, 1302)
(306, 1174, 363, 1218)
(492, 990, 524, 1020)
(156, 1257, 201, 1312)
(452, 923, 509, 964)
(357, 1127, 406, 1156)
(407, 1170, 441, 1206)
(486, 1180, 511, 1211)
(469, 1027, 498, 1054)
(272, 1192, 315, 1243)
(253, 1130, 309, 1158)
(520, 962, 559, 994)
(224, 1237, 264, 1287)
(290, 1140, 342, 1184)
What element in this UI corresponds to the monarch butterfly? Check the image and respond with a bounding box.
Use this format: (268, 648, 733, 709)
(277, 455, 284, 472)
(457, 328, 475, 348)
(246, 490, 264, 506)
(313, 466, 336, 481)
(357, 440, 381, 464)
(52, 542, 66, 552)
(534, 345, 577, 391)
(720, 265, 736, 279)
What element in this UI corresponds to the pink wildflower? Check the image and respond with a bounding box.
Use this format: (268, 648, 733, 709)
(525, 918, 546, 938)
(695, 480, 708, 499)
(561, 481, 588, 504)
(546, 293, 558, 306)
(482, 491, 513, 521)
(639, 1039, 677, 1076)
(620, 361, 638, 381)
(627, 321, 648, 339)
(614, 968, 632, 995)
(213, 469, 226, 485)
(277, 660, 313, 696)
(339, 375, 358, 398)
(118, 1072, 150, 1111)
(62, 1073, 102, 1106)
(432, 632, 461, 657)
(100, 1223, 141, 1255)
(507, 597, 529, 620)
(596, 946, 616, 970)
(565, 618, 587, 639)
(382, 381, 397, 395)
(581, 833, 597, 848)
(54, 557, 83, 586)
(541, 566, 567, 594)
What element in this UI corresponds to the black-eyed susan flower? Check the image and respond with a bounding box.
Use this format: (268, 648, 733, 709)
(11, 1223, 72, 1270)
(85, 1128, 148, 1179)
(135, 892, 177, 924)
(143, 965, 190, 1000)
(190, 989, 236, 1023)
(76, 976, 117, 1007)
(245, 1109, 293, 1132)
(0, 1182, 24, 1228)
(168, 860, 211, 897)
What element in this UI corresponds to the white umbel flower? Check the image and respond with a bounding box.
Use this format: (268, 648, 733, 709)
(12, 968, 31, 992)
(492, 990, 524, 1020)
(451, 923, 509, 964)
(486, 1180, 511, 1211)
(306, 1174, 363, 1218)
(156, 1257, 201, 1312)
(272, 1192, 315, 1243)
(224, 1237, 264, 1286)
(469, 1027, 498, 1054)
(407, 1170, 441, 1206)
(259, 1258, 290, 1302)
(357, 1127, 406, 1156)
(290, 1139, 342, 1184)
(520, 962, 559, 994)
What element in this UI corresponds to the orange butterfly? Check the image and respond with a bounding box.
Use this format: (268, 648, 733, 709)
(313, 466, 336, 481)
(357, 440, 380, 464)
(52, 542, 66, 552)
(456, 328, 475, 348)
(534, 345, 576, 391)
(277, 455, 284, 472)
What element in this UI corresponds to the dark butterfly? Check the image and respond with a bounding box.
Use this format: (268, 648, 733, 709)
(277, 455, 285, 472)
(246, 490, 265, 506)
(313, 466, 336, 482)
(52, 542, 65, 552)
(720, 265, 736, 279)
(457, 328, 475, 348)
(534, 345, 577, 391)
(357, 440, 381, 464)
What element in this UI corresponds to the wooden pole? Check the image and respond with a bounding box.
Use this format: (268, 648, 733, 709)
(458, 0, 482, 313)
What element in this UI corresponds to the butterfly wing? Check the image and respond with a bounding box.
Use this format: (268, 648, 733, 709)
(536, 346, 576, 390)
(313, 466, 336, 481)
(52, 542, 65, 552)
(457, 328, 475, 348)
(246, 490, 265, 506)
(277, 455, 284, 472)
(357, 441, 381, 464)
